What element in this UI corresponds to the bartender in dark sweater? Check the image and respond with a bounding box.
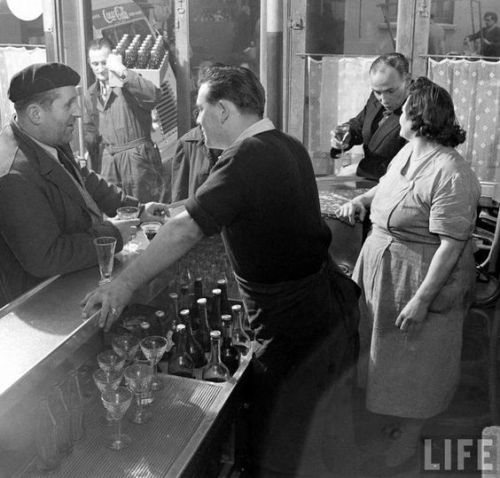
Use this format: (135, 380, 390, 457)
(331, 52, 410, 180)
(83, 65, 360, 476)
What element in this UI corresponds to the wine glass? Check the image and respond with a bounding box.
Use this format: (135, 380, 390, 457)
(111, 333, 140, 365)
(140, 336, 168, 391)
(141, 221, 161, 241)
(92, 369, 123, 425)
(100, 386, 133, 450)
(97, 350, 126, 379)
(116, 206, 139, 220)
(123, 363, 154, 424)
(335, 123, 350, 160)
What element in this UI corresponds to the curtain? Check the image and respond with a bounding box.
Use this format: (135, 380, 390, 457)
(306, 56, 377, 155)
(428, 58, 500, 182)
(0, 47, 46, 130)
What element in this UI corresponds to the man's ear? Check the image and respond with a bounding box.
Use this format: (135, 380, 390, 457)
(26, 103, 43, 125)
(218, 100, 231, 124)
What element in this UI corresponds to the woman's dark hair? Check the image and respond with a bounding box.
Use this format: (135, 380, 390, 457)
(406, 77, 466, 147)
(198, 65, 265, 117)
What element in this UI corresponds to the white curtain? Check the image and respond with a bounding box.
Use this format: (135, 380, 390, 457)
(0, 47, 46, 130)
(428, 58, 500, 182)
(306, 55, 377, 154)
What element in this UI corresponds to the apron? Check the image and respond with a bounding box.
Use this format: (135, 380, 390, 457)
(236, 258, 360, 475)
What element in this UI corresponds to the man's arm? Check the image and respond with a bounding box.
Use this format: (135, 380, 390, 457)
(82, 210, 204, 329)
(121, 69, 162, 111)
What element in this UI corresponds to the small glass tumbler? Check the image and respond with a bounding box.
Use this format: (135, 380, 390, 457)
(93, 237, 117, 284)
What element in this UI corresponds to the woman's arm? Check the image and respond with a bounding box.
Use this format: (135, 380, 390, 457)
(395, 235, 467, 333)
(338, 185, 378, 225)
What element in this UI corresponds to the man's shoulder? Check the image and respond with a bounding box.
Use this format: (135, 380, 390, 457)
(0, 124, 25, 178)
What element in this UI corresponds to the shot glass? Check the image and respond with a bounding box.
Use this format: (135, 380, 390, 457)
(116, 206, 139, 220)
(93, 237, 117, 284)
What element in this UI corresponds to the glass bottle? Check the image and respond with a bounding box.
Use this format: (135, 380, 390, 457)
(180, 309, 207, 368)
(220, 314, 240, 375)
(202, 331, 230, 383)
(195, 298, 211, 354)
(35, 398, 61, 472)
(190, 277, 204, 330)
(168, 324, 194, 378)
(66, 370, 85, 441)
(209, 288, 222, 331)
(231, 304, 251, 356)
(49, 384, 73, 456)
(217, 279, 232, 315)
(155, 309, 167, 337)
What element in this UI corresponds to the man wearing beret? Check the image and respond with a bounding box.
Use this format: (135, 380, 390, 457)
(0, 62, 168, 307)
(83, 38, 166, 203)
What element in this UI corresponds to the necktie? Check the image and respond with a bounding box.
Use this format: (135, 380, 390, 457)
(378, 109, 392, 128)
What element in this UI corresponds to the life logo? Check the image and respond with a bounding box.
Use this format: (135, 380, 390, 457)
(421, 436, 498, 474)
(102, 6, 130, 24)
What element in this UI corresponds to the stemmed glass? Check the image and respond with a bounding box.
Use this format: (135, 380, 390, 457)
(111, 333, 140, 365)
(97, 350, 126, 379)
(100, 386, 133, 450)
(140, 336, 168, 391)
(124, 363, 154, 424)
(92, 369, 123, 425)
(336, 124, 350, 159)
(141, 221, 162, 241)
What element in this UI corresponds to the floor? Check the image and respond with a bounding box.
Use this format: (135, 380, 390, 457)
(237, 307, 494, 478)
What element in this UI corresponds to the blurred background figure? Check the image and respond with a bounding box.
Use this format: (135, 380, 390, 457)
(428, 14, 445, 56)
(466, 11, 500, 57)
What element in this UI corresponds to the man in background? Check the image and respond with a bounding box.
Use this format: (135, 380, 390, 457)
(0, 63, 167, 307)
(466, 11, 500, 58)
(330, 52, 411, 181)
(84, 38, 166, 203)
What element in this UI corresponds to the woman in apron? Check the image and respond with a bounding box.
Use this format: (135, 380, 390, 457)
(339, 77, 480, 473)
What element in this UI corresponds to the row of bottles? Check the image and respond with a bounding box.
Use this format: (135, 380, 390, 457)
(112, 33, 167, 70)
(36, 371, 85, 472)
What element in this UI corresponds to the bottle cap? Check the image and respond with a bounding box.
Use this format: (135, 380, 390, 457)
(221, 314, 232, 322)
(231, 304, 241, 311)
(180, 309, 189, 317)
(210, 330, 221, 338)
(169, 292, 178, 299)
(140, 321, 150, 329)
(197, 298, 207, 305)
(155, 310, 166, 318)
(212, 288, 222, 295)
(176, 323, 186, 331)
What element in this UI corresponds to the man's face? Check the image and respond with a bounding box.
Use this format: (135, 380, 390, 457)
(38, 86, 80, 146)
(196, 82, 225, 149)
(89, 47, 111, 83)
(370, 65, 409, 112)
(484, 16, 496, 28)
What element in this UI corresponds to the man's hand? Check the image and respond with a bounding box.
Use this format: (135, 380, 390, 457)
(141, 202, 170, 222)
(330, 124, 351, 150)
(109, 218, 140, 244)
(80, 278, 135, 331)
(106, 52, 127, 77)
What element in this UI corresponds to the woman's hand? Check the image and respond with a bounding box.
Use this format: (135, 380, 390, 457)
(395, 297, 429, 336)
(80, 278, 135, 331)
(338, 197, 367, 225)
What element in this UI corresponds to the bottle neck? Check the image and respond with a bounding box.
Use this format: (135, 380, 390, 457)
(209, 336, 222, 365)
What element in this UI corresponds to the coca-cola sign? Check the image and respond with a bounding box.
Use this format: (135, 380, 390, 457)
(102, 6, 130, 24)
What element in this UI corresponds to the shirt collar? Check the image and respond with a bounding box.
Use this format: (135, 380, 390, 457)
(231, 118, 275, 147)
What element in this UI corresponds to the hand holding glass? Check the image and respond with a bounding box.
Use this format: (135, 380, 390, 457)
(331, 124, 350, 157)
(100, 386, 132, 450)
(140, 336, 168, 391)
(93, 237, 116, 284)
(124, 363, 154, 424)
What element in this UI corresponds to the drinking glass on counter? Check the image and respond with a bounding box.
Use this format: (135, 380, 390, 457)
(97, 350, 126, 379)
(93, 237, 117, 284)
(116, 206, 139, 220)
(124, 363, 154, 424)
(140, 335, 168, 391)
(93, 369, 123, 425)
(141, 221, 161, 241)
(111, 333, 140, 365)
(101, 386, 133, 450)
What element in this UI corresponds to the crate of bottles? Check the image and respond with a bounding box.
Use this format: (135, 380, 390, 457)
(114, 33, 169, 88)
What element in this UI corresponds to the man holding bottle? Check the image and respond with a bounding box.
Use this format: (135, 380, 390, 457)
(82, 65, 359, 477)
(84, 38, 166, 202)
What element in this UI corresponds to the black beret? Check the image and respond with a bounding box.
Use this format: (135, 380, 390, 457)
(8, 62, 80, 103)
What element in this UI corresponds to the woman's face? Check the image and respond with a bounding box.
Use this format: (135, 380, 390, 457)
(399, 98, 416, 141)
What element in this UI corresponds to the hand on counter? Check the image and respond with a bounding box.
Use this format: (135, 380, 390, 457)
(81, 277, 134, 331)
(338, 197, 368, 225)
